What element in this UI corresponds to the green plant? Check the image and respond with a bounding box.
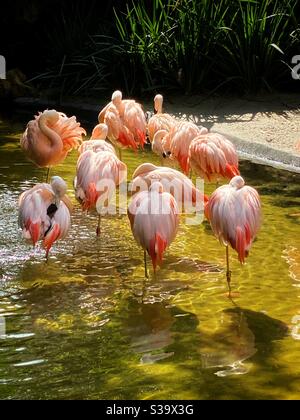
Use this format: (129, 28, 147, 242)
(31, 0, 300, 98)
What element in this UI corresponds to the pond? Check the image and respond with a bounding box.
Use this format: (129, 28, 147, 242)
(0, 112, 300, 400)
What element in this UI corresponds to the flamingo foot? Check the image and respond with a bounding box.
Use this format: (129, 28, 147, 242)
(225, 291, 240, 299)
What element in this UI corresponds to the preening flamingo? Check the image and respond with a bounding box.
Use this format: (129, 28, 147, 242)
(147, 94, 176, 143)
(189, 132, 239, 182)
(131, 163, 208, 214)
(151, 130, 171, 161)
(98, 90, 147, 157)
(21, 110, 86, 181)
(205, 176, 262, 296)
(75, 144, 127, 236)
(18, 176, 72, 258)
(128, 181, 179, 277)
(163, 121, 208, 175)
(79, 123, 116, 155)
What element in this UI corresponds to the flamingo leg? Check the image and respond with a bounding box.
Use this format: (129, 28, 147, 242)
(144, 250, 149, 279)
(226, 245, 232, 297)
(45, 167, 51, 183)
(189, 169, 193, 180)
(96, 215, 101, 237)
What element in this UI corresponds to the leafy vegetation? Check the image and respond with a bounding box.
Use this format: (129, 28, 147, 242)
(4, 0, 300, 98)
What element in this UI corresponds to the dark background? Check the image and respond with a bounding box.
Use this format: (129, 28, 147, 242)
(1, 0, 300, 101)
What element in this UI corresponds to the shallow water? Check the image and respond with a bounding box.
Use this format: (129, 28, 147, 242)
(0, 114, 300, 400)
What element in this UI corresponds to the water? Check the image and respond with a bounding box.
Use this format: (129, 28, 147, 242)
(0, 114, 300, 400)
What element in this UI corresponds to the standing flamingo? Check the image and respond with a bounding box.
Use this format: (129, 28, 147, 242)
(98, 90, 147, 158)
(147, 94, 176, 143)
(131, 163, 208, 213)
(128, 182, 179, 277)
(75, 143, 127, 236)
(21, 110, 86, 181)
(189, 132, 239, 182)
(18, 176, 72, 258)
(162, 121, 208, 175)
(205, 176, 262, 296)
(79, 123, 116, 155)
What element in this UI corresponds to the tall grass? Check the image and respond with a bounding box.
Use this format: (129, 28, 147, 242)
(217, 0, 299, 92)
(34, 0, 300, 97)
(114, 0, 299, 94)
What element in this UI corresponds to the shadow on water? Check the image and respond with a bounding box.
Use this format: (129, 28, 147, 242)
(240, 160, 300, 199)
(198, 306, 292, 400)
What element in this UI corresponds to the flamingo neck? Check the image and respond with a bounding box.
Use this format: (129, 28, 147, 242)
(38, 112, 63, 155)
(156, 102, 163, 114)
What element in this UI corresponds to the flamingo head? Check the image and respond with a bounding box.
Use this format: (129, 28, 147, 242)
(132, 163, 158, 179)
(111, 90, 123, 105)
(51, 176, 68, 204)
(230, 176, 245, 190)
(152, 129, 168, 157)
(154, 94, 163, 114)
(91, 123, 108, 140)
(39, 109, 60, 126)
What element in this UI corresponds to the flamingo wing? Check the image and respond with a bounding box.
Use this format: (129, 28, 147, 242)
(18, 184, 54, 245)
(123, 101, 147, 148)
(206, 184, 261, 262)
(75, 150, 127, 211)
(189, 136, 238, 182)
(53, 113, 86, 152)
(129, 190, 179, 269)
(105, 104, 137, 150)
(169, 122, 201, 174)
(43, 202, 71, 257)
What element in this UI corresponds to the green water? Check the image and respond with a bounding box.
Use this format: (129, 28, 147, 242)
(0, 115, 300, 400)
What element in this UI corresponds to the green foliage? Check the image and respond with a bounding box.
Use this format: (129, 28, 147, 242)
(33, 0, 300, 97)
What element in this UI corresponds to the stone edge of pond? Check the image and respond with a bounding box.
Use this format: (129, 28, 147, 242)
(214, 131, 300, 175)
(14, 97, 300, 175)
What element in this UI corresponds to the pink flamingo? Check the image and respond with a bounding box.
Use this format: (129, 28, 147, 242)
(18, 176, 72, 258)
(189, 132, 239, 182)
(162, 121, 208, 175)
(21, 110, 86, 181)
(147, 94, 176, 143)
(128, 181, 179, 277)
(131, 163, 208, 213)
(98, 90, 147, 157)
(79, 123, 116, 155)
(205, 176, 262, 296)
(75, 143, 127, 236)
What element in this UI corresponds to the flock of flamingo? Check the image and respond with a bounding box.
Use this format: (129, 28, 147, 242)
(18, 91, 262, 296)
